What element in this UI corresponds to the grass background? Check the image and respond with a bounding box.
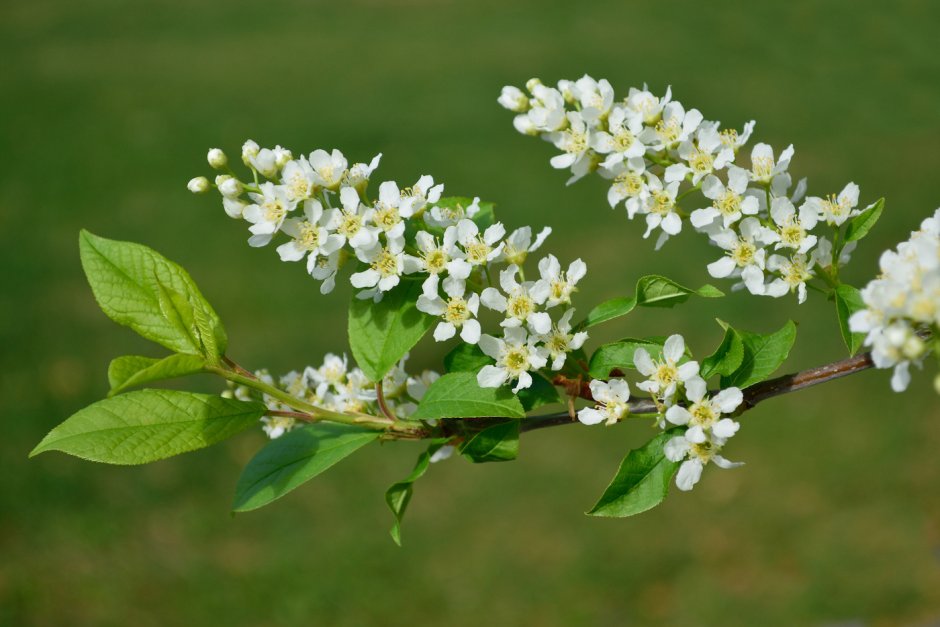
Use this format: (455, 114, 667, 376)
(3, 0, 940, 625)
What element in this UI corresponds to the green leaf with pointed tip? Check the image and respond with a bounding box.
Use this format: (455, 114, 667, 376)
(517, 373, 561, 411)
(582, 296, 637, 328)
(588, 337, 669, 379)
(107, 353, 207, 396)
(385, 440, 447, 546)
(844, 198, 884, 243)
(233, 423, 380, 512)
(348, 280, 436, 382)
(635, 275, 724, 308)
(30, 390, 263, 465)
(587, 429, 681, 517)
(79, 230, 227, 361)
(443, 343, 494, 373)
(700, 327, 745, 379)
(411, 372, 525, 420)
(459, 420, 519, 463)
(720, 321, 797, 389)
(834, 284, 866, 355)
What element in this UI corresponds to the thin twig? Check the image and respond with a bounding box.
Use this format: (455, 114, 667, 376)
(266, 409, 316, 423)
(375, 381, 396, 421)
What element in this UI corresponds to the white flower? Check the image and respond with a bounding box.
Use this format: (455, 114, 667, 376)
(748, 142, 794, 186)
(498, 85, 529, 112)
(664, 430, 742, 491)
(592, 105, 647, 168)
(308, 149, 347, 191)
(477, 327, 549, 393)
(405, 227, 465, 297)
(304, 353, 349, 393)
(675, 125, 734, 185)
(542, 309, 588, 370)
(578, 379, 630, 426)
(690, 166, 759, 229)
(425, 197, 481, 229)
(665, 378, 743, 443)
(706, 217, 778, 295)
(417, 277, 482, 344)
(241, 139, 260, 165)
(496, 225, 552, 266)
(309, 249, 341, 294)
(345, 153, 382, 191)
(273, 146, 293, 168)
(327, 186, 379, 250)
(642, 101, 702, 150)
(624, 84, 672, 125)
(370, 180, 408, 238)
(280, 157, 317, 202)
(453, 218, 505, 267)
(243, 182, 298, 247)
(804, 182, 860, 226)
(400, 175, 444, 216)
(350, 235, 408, 297)
(765, 253, 814, 303)
(771, 197, 818, 255)
(261, 415, 296, 439)
(333, 368, 378, 413)
(248, 147, 278, 178)
(187, 176, 209, 194)
(481, 264, 552, 334)
(570, 75, 615, 123)
(525, 81, 567, 132)
(548, 111, 595, 185)
(634, 334, 702, 405)
(714, 119, 756, 153)
(642, 174, 682, 245)
(602, 158, 649, 217)
(407, 370, 440, 401)
(276, 199, 345, 273)
(429, 445, 455, 463)
(216, 175, 243, 199)
(538, 254, 586, 308)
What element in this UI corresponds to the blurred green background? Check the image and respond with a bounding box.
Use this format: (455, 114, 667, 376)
(3, 0, 940, 625)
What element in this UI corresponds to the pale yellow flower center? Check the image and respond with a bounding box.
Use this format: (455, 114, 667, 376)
(443, 297, 471, 326)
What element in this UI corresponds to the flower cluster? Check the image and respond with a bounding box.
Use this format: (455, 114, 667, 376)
(191, 142, 589, 394)
(849, 209, 940, 392)
(498, 77, 873, 303)
(223, 353, 440, 438)
(576, 334, 744, 491)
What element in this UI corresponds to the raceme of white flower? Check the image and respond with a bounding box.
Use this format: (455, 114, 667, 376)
(189, 142, 590, 395)
(850, 209, 940, 392)
(498, 76, 875, 302)
(224, 353, 439, 439)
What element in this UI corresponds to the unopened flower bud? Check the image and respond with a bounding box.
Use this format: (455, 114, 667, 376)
(207, 148, 227, 169)
(242, 139, 260, 165)
(187, 176, 210, 194)
(273, 145, 293, 168)
(525, 78, 543, 93)
(218, 177, 243, 198)
(513, 114, 538, 136)
(498, 86, 529, 113)
(902, 335, 925, 360)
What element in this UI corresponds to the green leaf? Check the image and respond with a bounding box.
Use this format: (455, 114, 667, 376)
(582, 296, 637, 329)
(844, 198, 884, 243)
(79, 230, 227, 361)
(30, 390, 263, 464)
(443, 343, 494, 373)
(635, 275, 724, 308)
(385, 441, 446, 546)
(587, 429, 681, 517)
(459, 421, 519, 463)
(517, 373, 561, 411)
(582, 276, 722, 328)
(588, 337, 668, 379)
(700, 327, 745, 379)
(107, 353, 207, 396)
(720, 321, 798, 389)
(834, 284, 866, 355)
(233, 423, 380, 512)
(348, 280, 436, 382)
(411, 372, 525, 420)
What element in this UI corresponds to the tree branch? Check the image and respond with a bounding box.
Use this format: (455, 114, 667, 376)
(526, 349, 878, 433)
